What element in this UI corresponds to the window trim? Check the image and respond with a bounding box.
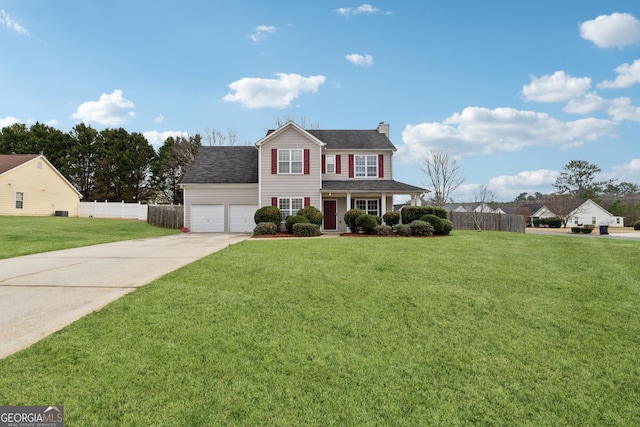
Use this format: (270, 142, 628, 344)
(325, 154, 336, 174)
(355, 199, 379, 216)
(278, 197, 304, 221)
(354, 154, 378, 177)
(278, 149, 304, 174)
(15, 192, 24, 209)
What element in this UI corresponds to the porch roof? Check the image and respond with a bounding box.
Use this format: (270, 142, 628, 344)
(321, 180, 425, 194)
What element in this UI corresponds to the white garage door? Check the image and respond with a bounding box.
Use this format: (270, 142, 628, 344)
(229, 205, 258, 232)
(191, 205, 224, 232)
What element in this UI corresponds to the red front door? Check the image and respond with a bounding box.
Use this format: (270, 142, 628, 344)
(323, 200, 337, 230)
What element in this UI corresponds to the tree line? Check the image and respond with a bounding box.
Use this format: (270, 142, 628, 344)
(0, 122, 239, 204)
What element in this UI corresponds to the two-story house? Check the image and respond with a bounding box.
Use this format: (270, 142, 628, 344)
(180, 121, 425, 232)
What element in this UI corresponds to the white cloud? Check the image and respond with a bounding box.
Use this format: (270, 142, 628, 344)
(346, 53, 373, 66)
(0, 116, 20, 127)
(580, 12, 640, 48)
(336, 4, 389, 16)
(598, 59, 640, 88)
(0, 10, 29, 35)
(398, 107, 616, 160)
(606, 97, 640, 122)
(70, 90, 135, 125)
(223, 73, 326, 109)
(143, 130, 190, 148)
(522, 71, 591, 102)
(154, 114, 164, 124)
(250, 25, 276, 42)
(489, 169, 560, 189)
(610, 158, 640, 182)
(563, 92, 606, 114)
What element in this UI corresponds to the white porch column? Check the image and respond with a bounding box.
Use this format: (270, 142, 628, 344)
(346, 192, 351, 211)
(381, 193, 387, 215)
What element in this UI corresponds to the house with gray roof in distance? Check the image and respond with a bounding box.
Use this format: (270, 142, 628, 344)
(180, 121, 425, 232)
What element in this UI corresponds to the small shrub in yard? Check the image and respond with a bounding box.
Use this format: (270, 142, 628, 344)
(393, 223, 412, 236)
(581, 225, 594, 234)
(420, 214, 445, 234)
(546, 217, 562, 228)
(292, 223, 320, 237)
(571, 227, 581, 233)
(286, 215, 309, 233)
(373, 215, 383, 225)
(635, 220, 640, 230)
(383, 211, 400, 226)
(297, 206, 323, 225)
(374, 225, 393, 236)
(443, 219, 453, 235)
(254, 206, 282, 225)
(409, 220, 434, 236)
(253, 222, 277, 235)
(344, 209, 366, 232)
(356, 214, 379, 234)
(402, 206, 448, 223)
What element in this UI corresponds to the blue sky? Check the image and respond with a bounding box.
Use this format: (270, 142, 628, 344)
(2, 1, 640, 202)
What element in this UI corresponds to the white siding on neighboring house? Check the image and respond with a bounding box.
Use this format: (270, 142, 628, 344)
(568, 199, 624, 228)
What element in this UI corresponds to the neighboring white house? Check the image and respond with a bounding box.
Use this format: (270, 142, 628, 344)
(527, 199, 624, 228)
(444, 203, 505, 214)
(566, 199, 624, 227)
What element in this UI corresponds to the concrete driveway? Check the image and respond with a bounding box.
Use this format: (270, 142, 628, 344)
(0, 233, 250, 359)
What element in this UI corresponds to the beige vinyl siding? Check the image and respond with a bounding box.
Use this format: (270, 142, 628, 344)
(322, 150, 393, 181)
(183, 183, 258, 231)
(0, 158, 80, 216)
(259, 127, 322, 208)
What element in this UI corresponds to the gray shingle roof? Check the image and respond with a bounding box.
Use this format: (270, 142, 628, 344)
(181, 146, 258, 184)
(322, 180, 424, 193)
(266, 128, 396, 150)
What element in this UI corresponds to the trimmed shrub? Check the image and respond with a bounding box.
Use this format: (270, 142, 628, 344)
(571, 227, 581, 233)
(401, 206, 448, 224)
(539, 217, 562, 228)
(442, 219, 454, 235)
(356, 214, 379, 234)
(382, 211, 400, 226)
(420, 214, 444, 234)
(409, 220, 434, 236)
(286, 215, 309, 233)
(253, 222, 277, 235)
(254, 206, 282, 225)
(292, 223, 320, 237)
(297, 206, 323, 226)
(393, 224, 412, 236)
(374, 225, 393, 236)
(373, 215, 383, 225)
(634, 220, 640, 230)
(344, 208, 366, 232)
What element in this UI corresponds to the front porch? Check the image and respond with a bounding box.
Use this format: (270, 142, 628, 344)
(320, 180, 425, 232)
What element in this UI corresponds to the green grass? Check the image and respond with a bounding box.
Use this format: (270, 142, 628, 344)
(1, 232, 639, 425)
(0, 216, 179, 259)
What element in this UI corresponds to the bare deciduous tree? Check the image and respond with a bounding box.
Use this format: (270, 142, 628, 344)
(422, 148, 465, 207)
(543, 193, 579, 228)
(471, 185, 496, 231)
(272, 115, 320, 130)
(202, 127, 249, 146)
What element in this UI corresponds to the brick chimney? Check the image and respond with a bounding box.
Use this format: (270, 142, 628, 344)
(376, 122, 389, 137)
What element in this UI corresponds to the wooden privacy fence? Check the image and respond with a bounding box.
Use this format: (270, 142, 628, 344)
(448, 211, 525, 233)
(147, 205, 184, 229)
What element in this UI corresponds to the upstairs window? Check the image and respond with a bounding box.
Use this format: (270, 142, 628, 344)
(279, 149, 303, 174)
(16, 192, 24, 209)
(355, 155, 377, 177)
(325, 155, 336, 174)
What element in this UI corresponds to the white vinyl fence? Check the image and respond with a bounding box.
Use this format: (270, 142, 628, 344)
(78, 201, 149, 220)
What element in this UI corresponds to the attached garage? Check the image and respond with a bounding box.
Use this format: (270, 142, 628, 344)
(229, 205, 258, 232)
(191, 205, 224, 232)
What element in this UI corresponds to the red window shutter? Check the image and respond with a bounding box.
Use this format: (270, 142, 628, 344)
(348, 154, 354, 178)
(271, 197, 278, 207)
(304, 149, 310, 174)
(336, 154, 341, 174)
(378, 154, 384, 178)
(322, 155, 326, 174)
(304, 197, 311, 207)
(271, 149, 277, 174)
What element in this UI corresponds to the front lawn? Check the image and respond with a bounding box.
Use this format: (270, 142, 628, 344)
(0, 216, 179, 259)
(0, 232, 639, 425)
